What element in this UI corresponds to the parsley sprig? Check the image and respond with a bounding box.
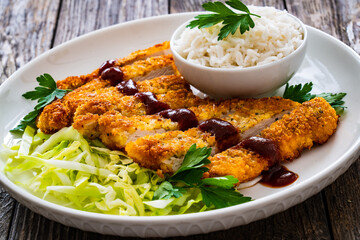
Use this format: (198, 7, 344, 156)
(283, 82, 347, 115)
(187, 0, 261, 40)
(154, 144, 251, 209)
(11, 74, 71, 132)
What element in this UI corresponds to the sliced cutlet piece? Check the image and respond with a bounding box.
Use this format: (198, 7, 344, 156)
(125, 128, 216, 174)
(117, 41, 171, 66)
(207, 146, 271, 183)
(39, 74, 200, 134)
(121, 54, 178, 82)
(125, 97, 299, 174)
(56, 41, 171, 90)
(72, 88, 206, 138)
(260, 97, 338, 161)
(189, 96, 300, 137)
(71, 76, 206, 138)
(126, 97, 338, 180)
(96, 97, 297, 152)
(207, 97, 338, 183)
(97, 110, 179, 150)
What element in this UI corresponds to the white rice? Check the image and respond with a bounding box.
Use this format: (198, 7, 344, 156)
(173, 6, 304, 68)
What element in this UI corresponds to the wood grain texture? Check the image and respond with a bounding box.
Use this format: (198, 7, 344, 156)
(0, 0, 60, 83)
(285, 0, 341, 37)
(53, 0, 168, 46)
(170, 0, 284, 13)
(335, 0, 360, 54)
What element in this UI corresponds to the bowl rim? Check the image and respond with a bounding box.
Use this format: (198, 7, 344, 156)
(170, 8, 308, 73)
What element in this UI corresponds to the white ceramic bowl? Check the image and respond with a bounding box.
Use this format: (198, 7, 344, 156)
(170, 12, 308, 98)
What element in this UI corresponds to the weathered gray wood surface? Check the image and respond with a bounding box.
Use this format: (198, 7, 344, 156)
(0, 0, 359, 239)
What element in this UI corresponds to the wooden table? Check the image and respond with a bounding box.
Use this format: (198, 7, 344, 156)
(1, 0, 359, 239)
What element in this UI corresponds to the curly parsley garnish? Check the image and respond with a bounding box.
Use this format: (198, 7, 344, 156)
(186, 0, 261, 41)
(283, 82, 347, 115)
(154, 144, 251, 209)
(11, 74, 71, 132)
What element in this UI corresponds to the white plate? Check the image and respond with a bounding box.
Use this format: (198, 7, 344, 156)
(1, 13, 360, 238)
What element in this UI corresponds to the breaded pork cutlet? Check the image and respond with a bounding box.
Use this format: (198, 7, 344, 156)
(126, 97, 338, 183)
(98, 97, 298, 151)
(38, 74, 206, 134)
(190, 96, 300, 138)
(207, 97, 338, 182)
(126, 128, 217, 173)
(97, 110, 180, 150)
(124, 97, 300, 173)
(56, 41, 171, 90)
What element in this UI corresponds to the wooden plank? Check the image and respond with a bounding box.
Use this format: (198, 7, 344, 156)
(0, 0, 59, 239)
(53, 0, 168, 46)
(335, 0, 360, 54)
(285, 0, 341, 37)
(324, 164, 360, 239)
(170, 0, 285, 13)
(0, 0, 60, 83)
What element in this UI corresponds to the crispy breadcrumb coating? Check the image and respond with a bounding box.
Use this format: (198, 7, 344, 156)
(125, 128, 216, 173)
(126, 98, 338, 183)
(56, 41, 171, 90)
(37, 74, 202, 134)
(260, 97, 338, 161)
(207, 97, 338, 182)
(97, 110, 179, 150)
(124, 97, 299, 174)
(207, 146, 270, 183)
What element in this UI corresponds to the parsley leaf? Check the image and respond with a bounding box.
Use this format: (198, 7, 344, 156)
(201, 175, 239, 189)
(200, 186, 251, 208)
(11, 74, 71, 132)
(186, 0, 260, 40)
(157, 144, 252, 209)
(283, 82, 347, 115)
(316, 92, 347, 115)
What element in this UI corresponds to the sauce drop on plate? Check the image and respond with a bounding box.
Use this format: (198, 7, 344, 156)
(260, 164, 298, 188)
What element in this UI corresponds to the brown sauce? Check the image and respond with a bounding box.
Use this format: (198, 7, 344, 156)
(158, 109, 199, 131)
(239, 136, 280, 165)
(135, 92, 170, 115)
(99, 59, 116, 74)
(260, 164, 298, 187)
(198, 118, 239, 152)
(101, 67, 124, 86)
(117, 79, 139, 95)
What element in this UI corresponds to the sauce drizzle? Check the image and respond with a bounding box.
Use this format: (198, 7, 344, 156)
(99, 59, 116, 74)
(239, 136, 280, 165)
(117, 79, 139, 95)
(158, 109, 199, 131)
(135, 92, 170, 115)
(198, 118, 239, 152)
(101, 67, 124, 86)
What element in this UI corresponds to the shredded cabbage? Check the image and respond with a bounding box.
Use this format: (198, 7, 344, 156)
(0, 126, 211, 216)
